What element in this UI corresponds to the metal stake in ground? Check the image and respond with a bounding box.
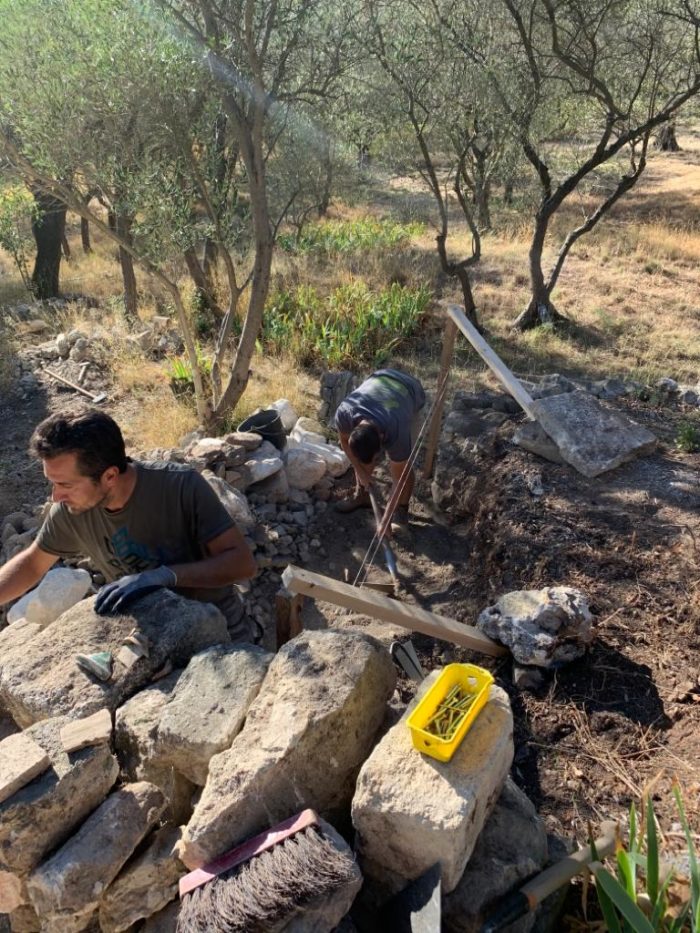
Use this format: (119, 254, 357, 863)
(368, 485, 400, 591)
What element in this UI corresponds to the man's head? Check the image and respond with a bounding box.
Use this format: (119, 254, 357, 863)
(31, 410, 128, 514)
(348, 420, 382, 465)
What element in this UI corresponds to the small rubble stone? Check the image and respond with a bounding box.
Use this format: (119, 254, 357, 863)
(98, 826, 184, 933)
(442, 778, 548, 933)
(141, 898, 180, 932)
(270, 398, 299, 433)
(0, 716, 119, 874)
(477, 587, 594, 668)
(179, 630, 396, 868)
(157, 644, 272, 785)
(27, 782, 167, 922)
(352, 679, 513, 896)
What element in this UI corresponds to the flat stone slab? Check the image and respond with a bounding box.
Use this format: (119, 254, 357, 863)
(60, 708, 112, 753)
(157, 644, 272, 785)
(0, 716, 118, 874)
(179, 630, 396, 868)
(0, 732, 50, 804)
(512, 421, 565, 464)
(530, 390, 656, 478)
(27, 782, 167, 923)
(352, 678, 514, 895)
(0, 591, 229, 727)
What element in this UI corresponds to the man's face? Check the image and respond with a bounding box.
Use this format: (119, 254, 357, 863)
(43, 453, 113, 515)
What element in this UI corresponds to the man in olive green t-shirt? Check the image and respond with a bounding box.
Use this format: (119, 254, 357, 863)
(0, 410, 257, 643)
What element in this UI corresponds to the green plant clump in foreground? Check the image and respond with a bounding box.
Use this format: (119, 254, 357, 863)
(277, 217, 425, 256)
(262, 281, 430, 368)
(591, 787, 700, 932)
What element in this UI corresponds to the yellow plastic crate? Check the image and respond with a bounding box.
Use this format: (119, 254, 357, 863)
(407, 663, 494, 762)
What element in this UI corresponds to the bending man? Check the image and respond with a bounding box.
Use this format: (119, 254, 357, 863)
(0, 410, 257, 642)
(335, 368, 425, 532)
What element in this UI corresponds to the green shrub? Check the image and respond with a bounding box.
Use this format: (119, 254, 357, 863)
(591, 788, 699, 931)
(262, 281, 430, 368)
(676, 422, 700, 453)
(278, 217, 425, 256)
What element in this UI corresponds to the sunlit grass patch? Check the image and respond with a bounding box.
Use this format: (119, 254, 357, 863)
(278, 217, 425, 256)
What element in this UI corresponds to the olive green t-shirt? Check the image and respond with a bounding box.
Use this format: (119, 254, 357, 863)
(36, 461, 250, 639)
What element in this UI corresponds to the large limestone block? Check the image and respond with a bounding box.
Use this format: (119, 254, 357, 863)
(351, 682, 514, 895)
(0, 716, 118, 874)
(0, 591, 229, 727)
(27, 782, 167, 921)
(7, 567, 92, 627)
(114, 673, 196, 825)
(477, 587, 593, 668)
(530, 390, 657, 478)
(99, 825, 185, 932)
(157, 644, 272, 785)
(287, 436, 350, 478)
(443, 778, 548, 932)
(179, 630, 396, 868)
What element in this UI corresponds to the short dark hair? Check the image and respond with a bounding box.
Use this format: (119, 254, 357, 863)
(30, 410, 128, 481)
(349, 422, 381, 464)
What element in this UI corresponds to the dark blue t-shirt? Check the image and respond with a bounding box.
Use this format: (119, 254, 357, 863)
(334, 369, 425, 461)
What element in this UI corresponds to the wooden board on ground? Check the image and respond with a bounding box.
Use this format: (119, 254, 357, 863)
(447, 305, 537, 419)
(281, 565, 506, 657)
(60, 708, 113, 754)
(0, 732, 51, 804)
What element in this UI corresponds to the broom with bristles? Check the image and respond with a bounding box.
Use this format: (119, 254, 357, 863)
(177, 810, 359, 933)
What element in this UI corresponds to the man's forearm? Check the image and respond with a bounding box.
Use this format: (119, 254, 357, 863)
(169, 546, 256, 589)
(0, 547, 55, 606)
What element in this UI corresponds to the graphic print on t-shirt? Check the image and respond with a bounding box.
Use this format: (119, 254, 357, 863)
(104, 526, 178, 575)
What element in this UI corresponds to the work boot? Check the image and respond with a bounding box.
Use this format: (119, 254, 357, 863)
(390, 505, 411, 532)
(335, 487, 371, 513)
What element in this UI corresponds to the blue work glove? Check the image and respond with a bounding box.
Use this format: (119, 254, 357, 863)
(94, 566, 177, 615)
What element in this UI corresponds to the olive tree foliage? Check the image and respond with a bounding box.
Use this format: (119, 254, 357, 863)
(437, 0, 700, 329)
(0, 0, 349, 425)
(356, 0, 522, 326)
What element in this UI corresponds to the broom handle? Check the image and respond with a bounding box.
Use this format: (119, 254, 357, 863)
(480, 821, 617, 933)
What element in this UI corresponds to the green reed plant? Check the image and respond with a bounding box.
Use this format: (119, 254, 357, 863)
(262, 281, 430, 368)
(591, 787, 699, 932)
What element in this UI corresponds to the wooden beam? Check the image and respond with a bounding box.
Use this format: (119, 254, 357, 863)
(275, 590, 304, 649)
(423, 316, 458, 480)
(60, 708, 113, 754)
(0, 733, 51, 804)
(446, 304, 537, 419)
(281, 565, 506, 657)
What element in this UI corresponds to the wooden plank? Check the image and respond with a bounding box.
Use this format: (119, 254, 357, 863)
(275, 591, 305, 649)
(60, 708, 113, 754)
(281, 565, 506, 657)
(0, 733, 51, 804)
(446, 304, 537, 419)
(423, 317, 458, 479)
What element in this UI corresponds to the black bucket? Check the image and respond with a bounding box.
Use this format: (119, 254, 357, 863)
(238, 409, 287, 451)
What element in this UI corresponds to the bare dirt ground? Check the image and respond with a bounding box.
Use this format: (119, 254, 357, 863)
(308, 397, 700, 850)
